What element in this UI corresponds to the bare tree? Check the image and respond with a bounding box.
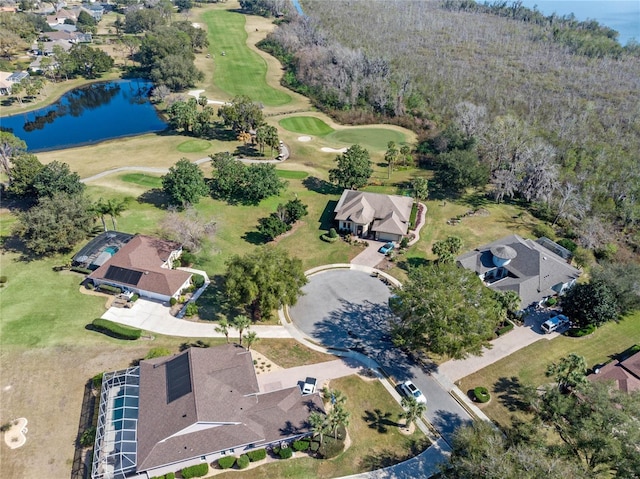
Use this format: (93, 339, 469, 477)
(159, 206, 216, 252)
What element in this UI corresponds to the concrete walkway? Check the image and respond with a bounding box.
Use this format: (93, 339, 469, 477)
(438, 321, 559, 382)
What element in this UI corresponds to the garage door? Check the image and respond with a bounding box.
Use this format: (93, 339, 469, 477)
(377, 232, 400, 242)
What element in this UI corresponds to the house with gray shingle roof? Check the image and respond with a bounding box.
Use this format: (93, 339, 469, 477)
(91, 344, 324, 479)
(334, 190, 414, 242)
(457, 234, 581, 308)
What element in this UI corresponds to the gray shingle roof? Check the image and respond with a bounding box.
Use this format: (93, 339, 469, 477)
(334, 190, 413, 235)
(457, 234, 581, 306)
(136, 344, 324, 472)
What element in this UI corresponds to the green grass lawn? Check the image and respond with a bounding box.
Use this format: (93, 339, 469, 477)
(201, 9, 291, 106)
(120, 173, 163, 189)
(177, 139, 212, 153)
(218, 375, 428, 478)
(326, 128, 407, 151)
(457, 311, 640, 429)
(276, 169, 309, 179)
(279, 116, 335, 136)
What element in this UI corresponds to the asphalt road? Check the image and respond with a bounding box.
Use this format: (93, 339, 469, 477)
(289, 269, 473, 444)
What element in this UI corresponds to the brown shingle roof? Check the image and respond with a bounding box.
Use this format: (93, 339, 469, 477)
(588, 351, 640, 394)
(88, 235, 190, 297)
(136, 344, 324, 472)
(334, 190, 413, 235)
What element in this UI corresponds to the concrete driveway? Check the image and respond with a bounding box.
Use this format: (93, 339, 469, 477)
(351, 240, 390, 267)
(256, 358, 363, 393)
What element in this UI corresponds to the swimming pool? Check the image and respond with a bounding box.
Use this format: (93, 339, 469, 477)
(104, 246, 119, 255)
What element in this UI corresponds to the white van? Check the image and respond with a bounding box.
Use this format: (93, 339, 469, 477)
(541, 314, 570, 334)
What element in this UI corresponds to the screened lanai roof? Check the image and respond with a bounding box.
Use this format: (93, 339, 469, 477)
(73, 231, 134, 271)
(92, 367, 140, 479)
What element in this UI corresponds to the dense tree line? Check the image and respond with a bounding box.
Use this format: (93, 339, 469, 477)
(288, 0, 640, 254)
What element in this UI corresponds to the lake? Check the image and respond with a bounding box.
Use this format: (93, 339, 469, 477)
(518, 1, 639, 45)
(0, 79, 167, 152)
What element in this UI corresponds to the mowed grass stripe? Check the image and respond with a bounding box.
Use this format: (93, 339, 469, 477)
(202, 9, 291, 106)
(326, 128, 407, 151)
(279, 116, 334, 136)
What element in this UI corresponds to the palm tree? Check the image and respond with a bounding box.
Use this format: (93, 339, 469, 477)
(92, 198, 110, 232)
(384, 141, 399, 179)
(546, 353, 589, 393)
(400, 396, 427, 428)
(255, 125, 267, 154)
(214, 318, 230, 343)
(328, 404, 350, 439)
(308, 412, 328, 445)
(232, 314, 252, 346)
(243, 330, 259, 350)
(105, 198, 128, 230)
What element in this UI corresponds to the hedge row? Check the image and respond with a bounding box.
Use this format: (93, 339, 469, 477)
(181, 463, 208, 478)
(293, 440, 309, 451)
(247, 449, 266, 462)
(496, 322, 514, 336)
(91, 319, 142, 340)
(237, 454, 250, 469)
(567, 324, 596, 337)
(150, 473, 175, 479)
(71, 266, 92, 275)
(321, 234, 339, 243)
(97, 284, 122, 295)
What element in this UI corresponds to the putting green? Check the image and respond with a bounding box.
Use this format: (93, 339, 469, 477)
(203, 10, 291, 106)
(279, 116, 334, 136)
(326, 128, 407, 151)
(120, 173, 163, 188)
(276, 170, 309, 180)
(177, 139, 212, 153)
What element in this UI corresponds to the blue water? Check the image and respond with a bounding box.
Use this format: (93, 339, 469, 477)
(291, 0, 306, 17)
(0, 79, 167, 152)
(518, 1, 639, 45)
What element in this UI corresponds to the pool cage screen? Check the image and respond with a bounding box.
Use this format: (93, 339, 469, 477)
(91, 366, 140, 479)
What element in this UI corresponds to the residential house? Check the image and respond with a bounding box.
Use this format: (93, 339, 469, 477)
(0, 71, 29, 95)
(46, 8, 77, 26)
(334, 190, 414, 243)
(588, 350, 640, 393)
(87, 234, 192, 302)
(457, 234, 581, 308)
(91, 344, 324, 479)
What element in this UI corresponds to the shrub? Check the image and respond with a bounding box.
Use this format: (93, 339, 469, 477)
(0, 275, 7, 283)
(92, 372, 104, 389)
(496, 322, 514, 336)
(79, 426, 96, 447)
(567, 324, 596, 337)
(165, 474, 175, 479)
(217, 456, 236, 469)
(278, 446, 293, 459)
(70, 266, 92, 274)
(557, 238, 577, 253)
(130, 293, 139, 302)
(181, 251, 197, 266)
(237, 454, 250, 469)
(185, 302, 199, 317)
(170, 297, 178, 306)
(1, 422, 12, 432)
(321, 233, 339, 243)
(192, 273, 205, 288)
(292, 440, 309, 451)
(318, 436, 344, 459)
(85, 281, 95, 290)
(97, 284, 122, 295)
(181, 463, 208, 478)
(145, 347, 171, 359)
(400, 237, 409, 249)
(91, 318, 142, 340)
(309, 441, 320, 453)
(545, 297, 557, 306)
(473, 386, 491, 403)
(328, 227, 338, 238)
(247, 449, 266, 462)
(532, 223, 556, 240)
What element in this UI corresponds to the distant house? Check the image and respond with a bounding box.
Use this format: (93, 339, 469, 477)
(46, 8, 77, 26)
(0, 71, 29, 95)
(91, 344, 324, 479)
(334, 190, 414, 243)
(588, 350, 640, 393)
(86, 233, 192, 302)
(457, 234, 581, 308)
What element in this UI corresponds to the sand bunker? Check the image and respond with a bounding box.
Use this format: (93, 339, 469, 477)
(297, 136, 312, 142)
(4, 418, 28, 449)
(321, 147, 348, 153)
(186, 90, 228, 105)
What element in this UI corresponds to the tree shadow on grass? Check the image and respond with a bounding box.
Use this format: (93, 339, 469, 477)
(234, 144, 261, 158)
(362, 408, 396, 433)
(209, 126, 238, 142)
(137, 188, 169, 209)
(318, 200, 338, 231)
(494, 376, 529, 412)
(195, 275, 229, 321)
(396, 256, 430, 272)
(302, 176, 342, 195)
(241, 230, 269, 245)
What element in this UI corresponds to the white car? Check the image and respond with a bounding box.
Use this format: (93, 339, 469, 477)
(400, 380, 427, 404)
(302, 377, 317, 395)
